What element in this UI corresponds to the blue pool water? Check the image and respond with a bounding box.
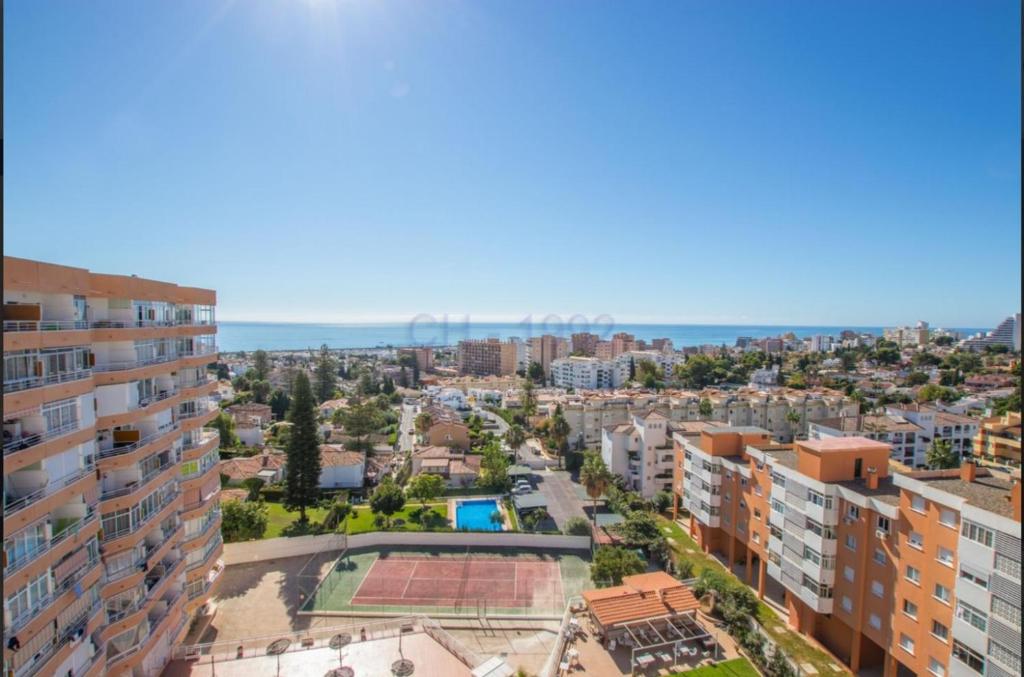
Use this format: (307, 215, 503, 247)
(456, 499, 503, 531)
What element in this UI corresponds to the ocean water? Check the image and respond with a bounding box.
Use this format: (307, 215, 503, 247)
(216, 321, 984, 353)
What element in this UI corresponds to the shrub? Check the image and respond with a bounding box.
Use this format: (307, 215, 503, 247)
(652, 491, 673, 513)
(677, 559, 695, 579)
(563, 517, 592, 536)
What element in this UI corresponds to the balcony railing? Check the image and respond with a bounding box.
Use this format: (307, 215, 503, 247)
(108, 589, 182, 666)
(6, 554, 100, 635)
(181, 457, 219, 482)
(186, 534, 223, 573)
(4, 508, 98, 576)
(97, 423, 180, 460)
(10, 598, 102, 677)
(178, 344, 218, 358)
(93, 354, 178, 373)
(89, 319, 176, 329)
(178, 403, 218, 420)
(2, 368, 93, 394)
(2, 319, 89, 332)
(101, 486, 179, 543)
(184, 512, 221, 545)
(100, 459, 176, 501)
(4, 465, 95, 517)
(4, 418, 84, 456)
(181, 431, 218, 453)
(177, 375, 215, 390)
(133, 388, 178, 410)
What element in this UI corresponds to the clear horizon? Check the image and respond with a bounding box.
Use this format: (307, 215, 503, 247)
(5, 1, 1021, 328)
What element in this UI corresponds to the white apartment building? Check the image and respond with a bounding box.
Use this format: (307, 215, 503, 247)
(808, 335, 834, 353)
(601, 410, 675, 498)
(616, 350, 684, 378)
(886, 404, 979, 462)
(749, 365, 780, 389)
(550, 356, 627, 390)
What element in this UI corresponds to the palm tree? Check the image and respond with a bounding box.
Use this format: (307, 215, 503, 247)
(926, 439, 960, 470)
(550, 409, 570, 469)
(414, 412, 432, 440)
(785, 409, 802, 438)
(505, 424, 527, 465)
(580, 452, 612, 524)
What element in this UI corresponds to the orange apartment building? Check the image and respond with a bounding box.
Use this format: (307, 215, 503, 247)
(456, 338, 517, 377)
(973, 412, 1021, 464)
(3, 257, 224, 677)
(674, 427, 1022, 677)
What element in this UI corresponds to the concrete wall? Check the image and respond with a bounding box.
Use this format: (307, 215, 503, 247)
(223, 531, 591, 566)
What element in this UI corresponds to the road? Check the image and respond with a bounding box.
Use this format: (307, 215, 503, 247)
(533, 469, 588, 529)
(398, 402, 419, 453)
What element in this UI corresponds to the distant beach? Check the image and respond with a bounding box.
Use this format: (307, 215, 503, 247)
(215, 321, 983, 353)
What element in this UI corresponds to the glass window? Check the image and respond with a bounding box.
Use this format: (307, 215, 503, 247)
(939, 509, 957, 527)
(871, 581, 884, 598)
(956, 602, 987, 632)
(844, 566, 855, 582)
(845, 534, 857, 551)
(899, 634, 915, 655)
(910, 495, 926, 513)
(989, 640, 1021, 672)
(905, 566, 921, 584)
(994, 553, 1021, 580)
(841, 596, 852, 612)
(903, 599, 918, 618)
(990, 596, 1020, 627)
(959, 567, 989, 589)
(868, 614, 881, 630)
(961, 520, 993, 547)
(937, 546, 954, 566)
(931, 621, 948, 641)
(928, 657, 945, 676)
(873, 548, 886, 565)
(908, 531, 924, 549)
(934, 583, 951, 603)
(952, 640, 985, 673)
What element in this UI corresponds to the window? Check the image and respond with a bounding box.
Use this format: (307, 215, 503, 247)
(771, 472, 785, 487)
(841, 596, 853, 612)
(873, 548, 886, 565)
(854, 458, 862, 478)
(871, 581, 884, 598)
(808, 490, 832, 508)
(908, 531, 924, 550)
(910, 495, 926, 513)
(754, 485, 763, 497)
(739, 499, 747, 509)
(956, 602, 987, 632)
(903, 599, 918, 618)
(939, 509, 957, 528)
(991, 595, 1021, 627)
(899, 633, 915, 655)
(868, 614, 881, 630)
(844, 566, 855, 582)
(846, 504, 860, 519)
(753, 508, 762, 520)
(752, 531, 761, 544)
(989, 640, 1021, 672)
(959, 567, 989, 589)
(905, 565, 921, 584)
(952, 640, 985, 673)
(845, 534, 857, 551)
(936, 546, 954, 567)
(934, 583, 951, 603)
(961, 521, 993, 547)
(771, 499, 785, 515)
(928, 657, 945, 676)
(931, 621, 948, 642)
(876, 516, 890, 533)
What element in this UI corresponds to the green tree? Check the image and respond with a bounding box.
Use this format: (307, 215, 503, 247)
(313, 344, 337, 403)
(591, 546, 646, 587)
(209, 412, 239, 448)
(785, 409, 802, 434)
(521, 380, 537, 422)
(675, 355, 716, 389)
(874, 346, 901, 365)
(652, 491, 673, 514)
(414, 411, 433, 436)
(221, 499, 269, 542)
(252, 349, 270, 381)
(522, 507, 550, 532)
(489, 510, 505, 529)
(933, 336, 955, 347)
(213, 363, 230, 380)
(241, 477, 265, 501)
(283, 372, 322, 523)
(322, 500, 352, 531)
(614, 510, 663, 548)
(918, 384, 959, 403)
(341, 400, 385, 452)
(369, 477, 406, 528)
(563, 516, 592, 536)
(269, 389, 291, 420)
(504, 424, 527, 464)
(527, 361, 545, 383)
(480, 439, 511, 490)
(251, 379, 271, 404)
(926, 439, 960, 470)
(698, 398, 713, 418)
(406, 473, 444, 510)
(905, 372, 930, 386)
(580, 452, 612, 524)
(382, 376, 396, 395)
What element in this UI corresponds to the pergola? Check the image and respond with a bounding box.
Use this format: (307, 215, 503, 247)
(615, 612, 718, 673)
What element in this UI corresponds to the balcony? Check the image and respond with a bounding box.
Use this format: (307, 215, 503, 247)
(179, 344, 219, 359)
(178, 401, 218, 420)
(100, 458, 178, 503)
(10, 597, 103, 677)
(183, 512, 221, 546)
(4, 418, 85, 456)
(89, 319, 175, 329)
(131, 388, 179, 411)
(97, 423, 180, 460)
(3, 368, 93, 395)
(186, 534, 223, 573)
(101, 485, 179, 544)
(6, 552, 100, 636)
(4, 465, 96, 519)
(4, 508, 98, 576)
(93, 354, 178, 373)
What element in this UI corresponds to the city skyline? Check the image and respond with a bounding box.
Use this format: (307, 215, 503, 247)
(5, 0, 1021, 327)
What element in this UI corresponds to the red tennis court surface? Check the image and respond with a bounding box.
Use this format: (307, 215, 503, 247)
(350, 556, 565, 609)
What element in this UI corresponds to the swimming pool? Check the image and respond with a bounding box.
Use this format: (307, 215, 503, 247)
(455, 499, 504, 531)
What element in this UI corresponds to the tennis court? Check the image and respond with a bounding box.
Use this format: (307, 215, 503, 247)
(304, 546, 590, 617)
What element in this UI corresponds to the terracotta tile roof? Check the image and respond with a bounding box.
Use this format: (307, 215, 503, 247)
(583, 572, 699, 628)
(219, 454, 284, 482)
(319, 444, 365, 467)
(413, 445, 466, 459)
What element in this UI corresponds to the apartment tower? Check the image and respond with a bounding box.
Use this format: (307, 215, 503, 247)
(456, 338, 517, 377)
(3, 257, 223, 677)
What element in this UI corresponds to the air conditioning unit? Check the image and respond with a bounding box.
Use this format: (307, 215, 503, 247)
(875, 529, 888, 539)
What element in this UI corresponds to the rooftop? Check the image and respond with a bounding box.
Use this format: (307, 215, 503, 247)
(583, 572, 700, 629)
(837, 476, 902, 505)
(814, 415, 922, 434)
(798, 436, 891, 453)
(912, 472, 1017, 519)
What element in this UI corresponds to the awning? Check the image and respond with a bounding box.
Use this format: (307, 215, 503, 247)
(513, 493, 548, 511)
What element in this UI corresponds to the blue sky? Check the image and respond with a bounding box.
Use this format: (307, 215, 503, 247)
(5, 0, 1020, 327)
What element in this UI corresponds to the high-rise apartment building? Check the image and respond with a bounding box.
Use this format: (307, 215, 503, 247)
(962, 314, 1022, 353)
(570, 332, 600, 357)
(610, 332, 637, 357)
(3, 257, 223, 677)
(397, 347, 434, 373)
(456, 338, 517, 376)
(527, 335, 569, 379)
(674, 429, 1022, 676)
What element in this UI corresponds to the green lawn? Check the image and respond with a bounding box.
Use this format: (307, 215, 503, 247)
(345, 504, 450, 534)
(264, 502, 330, 538)
(670, 657, 758, 677)
(656, 515, 845, 676)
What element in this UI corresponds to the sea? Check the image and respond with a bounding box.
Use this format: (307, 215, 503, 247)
(216, 321, 984, 353)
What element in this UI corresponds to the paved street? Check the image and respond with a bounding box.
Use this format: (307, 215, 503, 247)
(532, 469, 588, 529)
(399, 402, 419, 453)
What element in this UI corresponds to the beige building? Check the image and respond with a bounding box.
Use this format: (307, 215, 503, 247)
(3, 257, 223, 677)
(456, 339, 517, 376)
(527, 334, 569, 378)
(398, 347, 434, 373)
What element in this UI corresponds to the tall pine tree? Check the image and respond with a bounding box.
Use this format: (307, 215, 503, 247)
(284, 372, 322, 523)
(313, 344, 337, 403)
